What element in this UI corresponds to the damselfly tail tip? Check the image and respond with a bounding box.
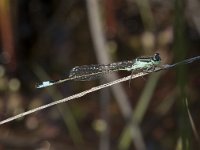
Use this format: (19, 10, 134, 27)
(36, 81, 54, 89)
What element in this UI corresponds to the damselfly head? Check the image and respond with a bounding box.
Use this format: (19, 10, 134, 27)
(153, 53, 161, 61)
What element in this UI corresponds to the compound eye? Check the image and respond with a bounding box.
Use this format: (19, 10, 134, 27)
(154, 53, 161, 61)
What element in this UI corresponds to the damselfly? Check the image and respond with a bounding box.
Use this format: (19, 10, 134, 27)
(36, 53, 161, 88)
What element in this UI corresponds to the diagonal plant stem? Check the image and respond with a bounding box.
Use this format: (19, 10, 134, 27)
(185, 98, 200, 144)
(119, 72, 162, 150)
(118, 55, 200, 149)
(33, 64, 84, 146)
(0, 56, 199, 126)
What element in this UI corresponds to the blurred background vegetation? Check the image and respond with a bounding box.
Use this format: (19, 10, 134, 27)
(0, 0, 199, 150)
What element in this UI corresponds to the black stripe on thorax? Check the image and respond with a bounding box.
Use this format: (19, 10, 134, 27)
(136, 57, 153, 62)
